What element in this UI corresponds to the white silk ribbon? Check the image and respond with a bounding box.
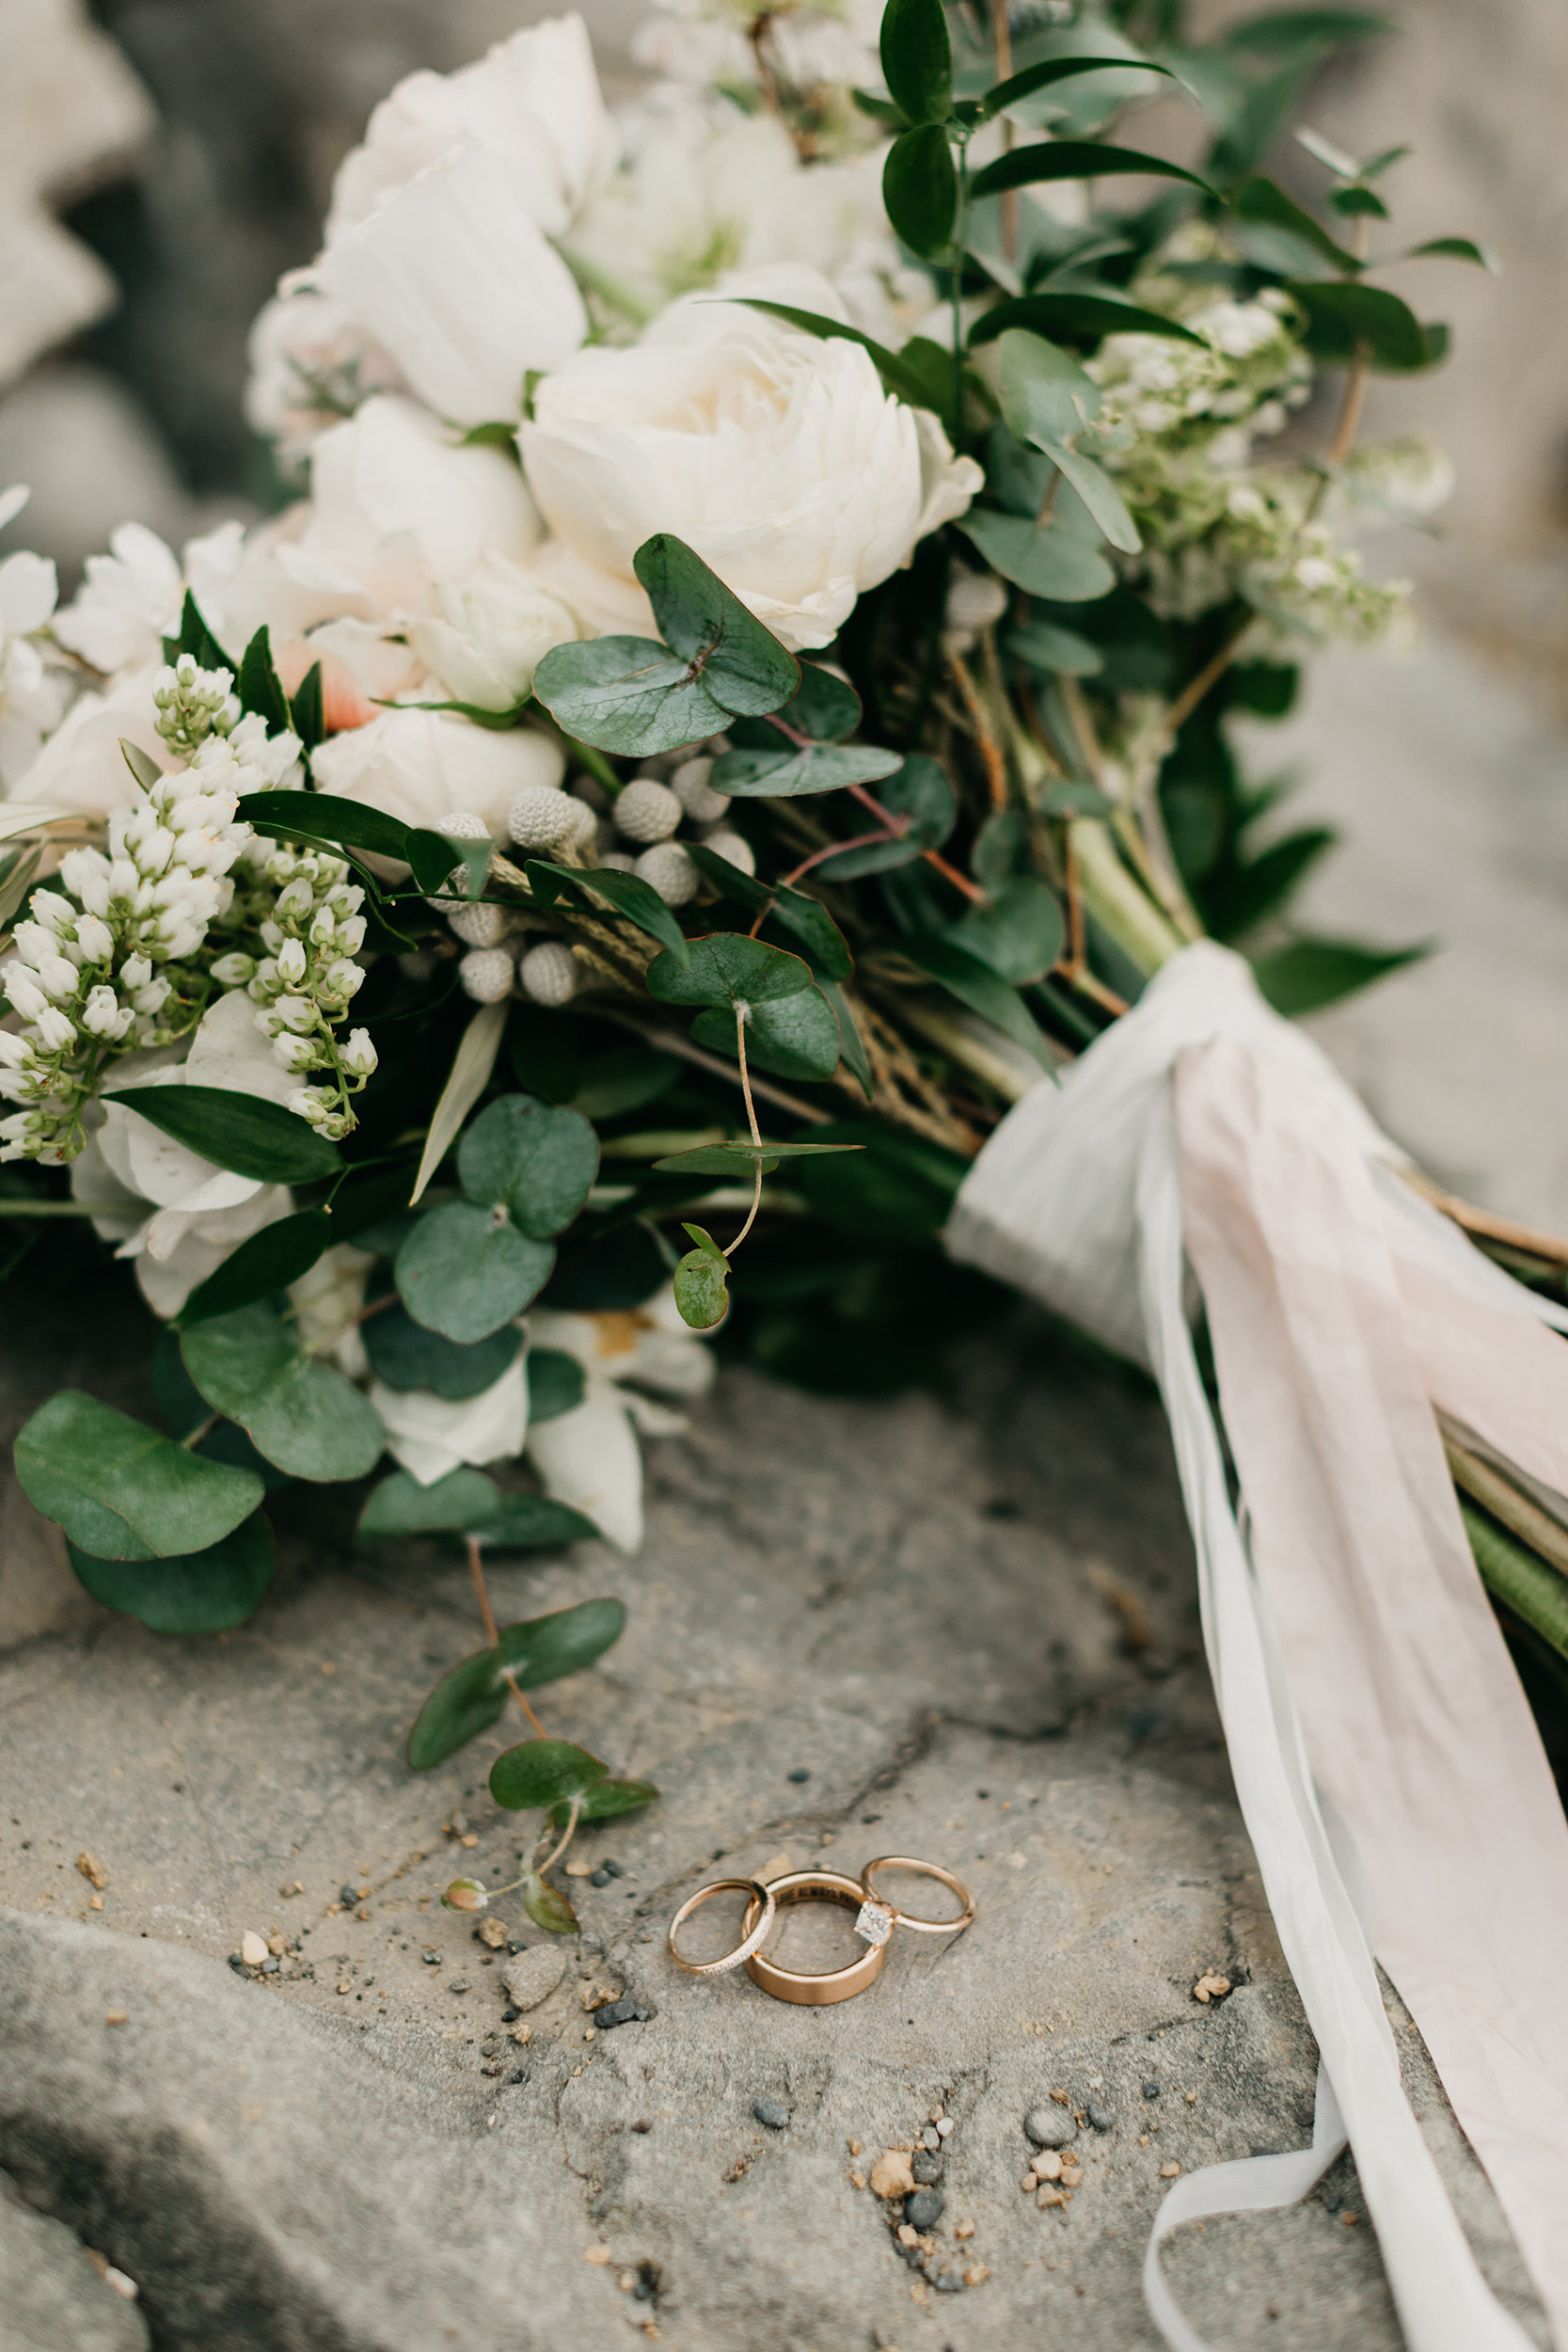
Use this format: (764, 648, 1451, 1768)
(947, 941, 1568, 2352)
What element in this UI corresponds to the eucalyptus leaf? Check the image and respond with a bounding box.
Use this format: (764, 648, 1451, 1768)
(14, 1391, 263, 1563)
(948, 877, 1066, 984)
(710, 739, 904, 799)
(632, 534, 800, 718)
(819, 978, 875, 1101)
(458, 1095, 598, 1239)
(407, 1597, 627, 1769)
(359, 1465, 501, 1538)
(395, 1200, 555, 1343)
(883, 123, 958, 260)
(646, 931, 813, 1010)
(532, 635, 736, 757)
(683, 844, 852, 981)
(681, 1222, 727, 1263)
(524, 859, 690, 963)
(527, 1346, 585, 1422)
(691, 984, 841, 1082)
(673, 1246, 729, 1330)
(522, 1873, 579, 1935)
(551, 1775, 659, 1827)
(996, 329, 1101, 446)
(956, 508, 1116, 601)
(970, 141, 1215, 201)
(568, 1045, 680, 1121)
(361, 1301, 523, 1400)
(110, 1087, 342, 1185)
(653, 1140, 860, 1173)
(181, 1304, 387, 1482)
(179, 1208, 334, 1327)
(778, 662, 863, 742)
(880, 0, 953, 126)
(1035, 438, 1141, 552)
(66, 1512, 277, 1634)
(904, 936, 1054, 1066)
(815, 755, 956, 879)
(476, 1492, 601, 1550)
(490, 1736, 609, 1811)
(1006, 618, 1103, 675)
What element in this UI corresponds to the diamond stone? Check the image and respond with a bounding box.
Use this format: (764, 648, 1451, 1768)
(854, 1899, 895, 1948)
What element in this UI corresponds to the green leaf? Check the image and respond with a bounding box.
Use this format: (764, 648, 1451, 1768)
(182, 1304, 387, 1482)
(1036, 439, 1140, 552)
(290, 661, 325, 752)
(1006, 618, 1103, 675)
(15, 1391, 263, 1563)
(528, 1346, 585, 1422)
(477, 1492, 600, 1549)
(652, 1140, 861, 1174)
(996, 329, 1101, 445)
(729, 301, 939, 407)
(980, 55, 1175, 118)
(681, 1222, 727, 1263)
(359, 1466, 501, 1539)
(524, 858, 690, 963)
(457, 1095, 598, 1240)
(691, 985, 841, 1082)
(948, 877, 1066, 984)
(819, 978, 875, 1100)
(407, 1598, 627, 1769)
(1040, 779, 1115, 818)
(970, 292, 1206, 350)
(490, 1736, 610, 1811)
(410, 999, 509, 1207)
(110, 1086, 341, 1185)
(238, 788, 410, 866)
(410, 695, 534, 731)
(1328, 183, 1388, 220)
(883, 123, 958, 262)
(66, 1512, 277, 1634)
(236, 627, 293, 734)
(1224, 8, 1390, 54)
(815, 754, 957, 880)
(683, 844, 852, 981)
(1249, 933, 1428, 1015)
(1286, 279, 1434, 370)
(956, 508, 1116, 601)
(395, 1200, 555, 1343)
(779, 662, 863, 743)
(167, 590, 230, 673)
(119, 739, 163, 794)
(1405, 235, 1498, 271)
(970, 141, 1216, 202)
(673, 1247, 729, 1330)
(632, 534, 800, 718)
(361, 1301, 523, 1401)
(646, 931, 813, 1010)
(710, 739, 904, 799)
(522, 1873, 579, 1934)
(1231, 175, 1364, 271)
(568, 1046, 680, 1121)
(551, 1775, 658, 1827)
(178, 1208, 334, 1327)
(904, 936, 1054, 1066)
(526, 636, 731, 757)
(880, 0, 952, 125)
(795, 1121, 969, 1242)
(406, 827, 492, 899)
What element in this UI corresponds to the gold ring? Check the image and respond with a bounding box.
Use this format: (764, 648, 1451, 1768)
(668, 1877, 778, 1976)
(859, 1854, 976, 1935)
(742, 1869, 889, 2006)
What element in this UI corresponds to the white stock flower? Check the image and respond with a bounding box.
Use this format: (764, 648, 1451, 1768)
(409, 552, 579, 711)
(520, 264, 982, 651)
(53, 518, 246, 676)
(311, 703, 565, 842)
(523, 1290, 714, 1551)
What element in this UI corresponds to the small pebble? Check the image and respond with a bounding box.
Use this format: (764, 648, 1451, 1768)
(584, 2246, 612, 2265)
(911, 2153, 942, 2185)
(905, 2187, 944, 2230)
(591, 1868, 613, 1888)
(921, 2124, 941, 2151)
(752, 2097, 789, 2131)
(786, 1768, 811, 1784)
(501, 2006, 522, 2024)
(1023, 2106, 1077, 2151)
(964, 2263, 990, 2287)
(1060, 2165, 1084, 2188)
(240, 1931, 267, 1967)
(895, 2223, 920, 2249)
(870, 2150, 915, 2200)
(1035, 2153, 1062, 2183)
(1086, 2104, 1115, 2132)
(1038, 2186, 1068, 2209)
(955, 2221, 974, 2241)
(934, 2273, 964, 2294)
(339, 1884, 362, 1908)
(1160, 2161, 1181, 2178)
(1185, 2090, 1197, 2106)
(564, 1859, 594, 1878)
(422, 1950, 442, 1967)
(594, 1999, 649, 2030)
(935, 2116, 954, 2138)
(1143, 2079, 1161, 2100)
(103, 2010, 127, 2026)
(600, 1860, 624, 1879)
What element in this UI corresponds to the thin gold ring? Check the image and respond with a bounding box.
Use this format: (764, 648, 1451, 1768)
(668, 1877, 777, 1976)
(859, 1854, 976, 1935)
(742, 1869, 889, 2006)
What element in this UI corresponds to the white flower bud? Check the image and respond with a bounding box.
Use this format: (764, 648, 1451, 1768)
(0, 1033, 33, 1070)
(507, 785, 577, 852)
(81, 985, 125, 1037)
(58, 850, 111, 913)
(459, 948, 516, 1004)
(276, 937, 309, 987)
(324, 960, 365, 999)
(34, 1007, 76, 1052)
(74, 914, 114, 964)
(310, 906, 337, 945)
(120, 953, 152, 991)
(341, 1027, 377, 1079)
(336, 915, 367, 957)
(671, 756, 730, 826)
(633, 842, 700, 907)
(448, 901, 513, 949)
(272, 1030, 319, 1073)
(28, 891, 74, 935)
(614, 779, 683, 845)
(702, 827, 755, 876)
(516, 941, 578, 1007)
(289, 1086, 334, 1125)
(28, 953, 78, 1002)
(132, 977, 172, 1015)
(3, 965, 48, 1022)
(273, 994, 320, 1033)
(277, 879, 315, 920)
(210, 952, 257, 987)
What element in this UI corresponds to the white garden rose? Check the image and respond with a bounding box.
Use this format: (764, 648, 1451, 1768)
(409, 552, 581, 712)
(519, 263, 983, 652)
(244, 283, 406, 471)
(311, 704, 565, 842)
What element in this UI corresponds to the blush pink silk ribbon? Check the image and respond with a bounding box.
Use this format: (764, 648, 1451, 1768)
(946, 942, 1568, 2352)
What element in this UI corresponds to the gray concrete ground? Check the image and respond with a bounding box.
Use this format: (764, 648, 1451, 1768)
(0, 1291, 1547, 2351)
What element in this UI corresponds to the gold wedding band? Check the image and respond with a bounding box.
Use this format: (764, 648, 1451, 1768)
(742, 1869, 889, 2006)
(668, 1877, 777, 1976)
(860, 1854, 976, 1934)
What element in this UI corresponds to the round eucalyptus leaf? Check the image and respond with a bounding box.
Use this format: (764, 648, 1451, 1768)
(458, 1095, 598, 1239)
(362, 1299, 522, 1400)
(66, 1511, 277, 1634)
(646, 932, 813, 1011)
(691, 984, 841, 1081)
(395, 1200, 555, 1343)
(473, 1492, 601, 1550)
(14, 1390, 263, 1563)
(181, 1304, 387, 1483)
(947, 877, 1066, 984)
(358, 1466, 501, 1542)
(490, 1737, 609, 1812)
(550, 1775, 659, 1828)
(527, 1347, 585, 1423)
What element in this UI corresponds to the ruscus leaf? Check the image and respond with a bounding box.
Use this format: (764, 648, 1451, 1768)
(110, 1087, 342, 1185)
(883, 124, 958, 261)
(490, 1737, 609, 1812)
(970, 141, 1216, 201)
(880, 0, 953, 126)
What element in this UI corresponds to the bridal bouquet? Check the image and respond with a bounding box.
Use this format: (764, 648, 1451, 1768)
(5, 0, 1558, 1876)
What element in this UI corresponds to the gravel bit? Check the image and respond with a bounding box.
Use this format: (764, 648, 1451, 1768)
(600, 1859, 624, 1878)
(591, 1867, 613, 1888)
(934, 2272, 965, 2294)
(935, 2116, 954, 2138)
(904, 2187, 945, 2231)
(421, 1949, 442, 1966)
(911, 2153, 942, 2185)
(786, 1768, 811, 1783)
(921, 2124, 941, 2150)
(1086, 2104, 1115, 2132)
(1143, 2079, 1161, 2099)
(1023, 2106, 1077, 2151)
(752, 2096, 789, 2130)
(869, 2150, 915, 2200)
(338, 1884, 361, 1907)
(594, 1998, 650, 2029)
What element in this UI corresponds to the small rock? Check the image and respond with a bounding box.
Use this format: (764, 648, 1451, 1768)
(921, 2124, 941, 2151)
(955, 2220, 974, 2240)
(1060, 2165, 1084, 2189)
(503, 1947, 566, 2011)
(964, 2263, 990, 2287)
(240, 1931, 267, 1967)
(1143, 2079, 1161, 2099)
(752, 2096, 789, 2131)
(1160, 2161, 1181, 2178)
(421, 1950, 442, 1968)
(1193, 1972, 1232, 2004)
(905, 2187, 944, 2231)
(911, 2152, 942, 2185)
(1086, 2104, 1115, 2132)
(591, 1868, 612, 1888)
(339, 1884, 361, 1908)
(449, 1980, 471, 1994)
(103, 2010, 127, 2026)
(584, 2246, 613, 2264)
(563, 1860, 594, 1878)
(895, 2223, 920, 2249)
(870, 2150, 915, 2201)
(934, 2272, 964, 2294)
(1037, 2187, 1068, 2209)
(600, 1859, 624, 1879)
(1024, 2106, 1077, 2151)
(1035, 2152, 1062, 2182)
(76, 1851, 108, 1889)
(478, 1918, 508, 1948)
(501, 2006, 522, 2024)
(226, 1957, 247, 1977)
(786, 1768, 811, 1784)
(935, 2116, 954, 2138)
(594, 1998, 647, 2030)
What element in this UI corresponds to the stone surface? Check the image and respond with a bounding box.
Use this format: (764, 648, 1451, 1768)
(502, 1945, 567, 2012)
(1, 2169, 150, 2352)
(0, 1282, 1550, 2351)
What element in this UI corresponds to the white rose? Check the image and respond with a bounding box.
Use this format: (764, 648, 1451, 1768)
(324, 13, 616, 246)
(244, 283, 406, 470)
(409, 552, 580, 711)
(372, 1357, 528, 1487)
(311, 704, 565, 841)
(519, 263, 983, 652)
(315, 143, 589, 428)
(275, 395, 541, 618)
